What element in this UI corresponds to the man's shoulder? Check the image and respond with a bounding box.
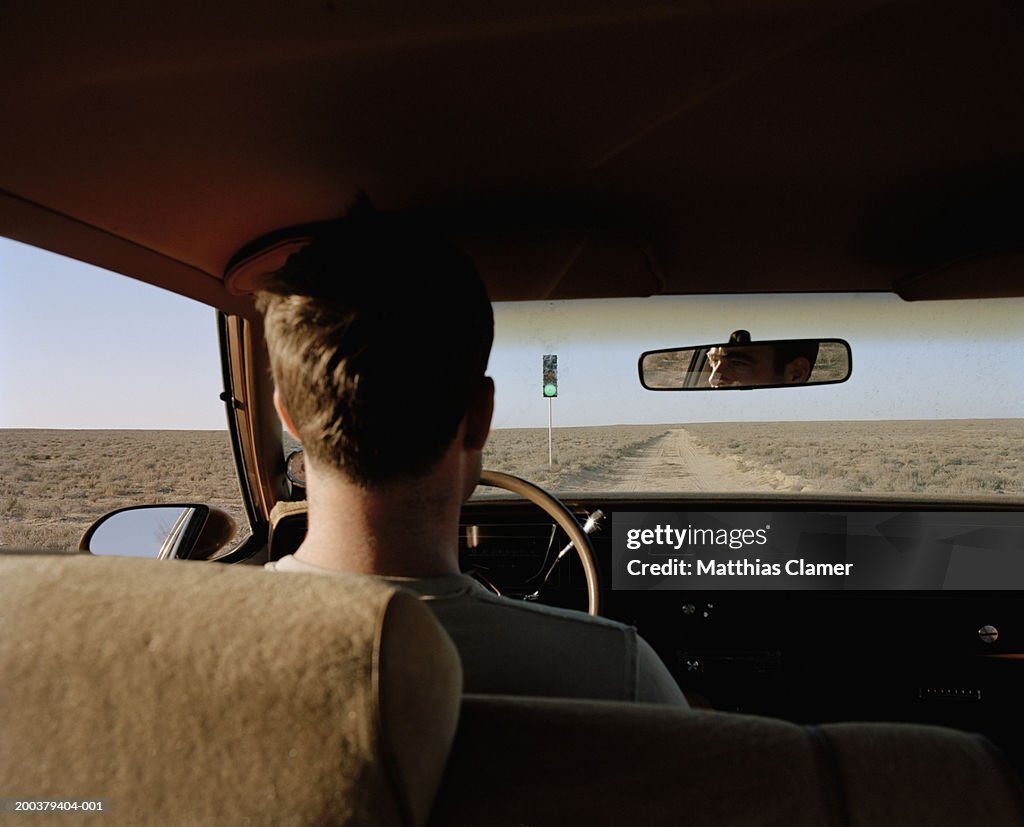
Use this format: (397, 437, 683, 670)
(426, 575, 636, 634)
(426, 577, 687, 705)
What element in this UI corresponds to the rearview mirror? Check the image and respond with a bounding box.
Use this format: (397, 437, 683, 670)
(639, 338, 851, 390)
(80, 504, 236, 560)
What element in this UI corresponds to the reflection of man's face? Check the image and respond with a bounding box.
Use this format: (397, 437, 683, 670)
(706, 345, 812, 387)
(706, 345, 780, 387)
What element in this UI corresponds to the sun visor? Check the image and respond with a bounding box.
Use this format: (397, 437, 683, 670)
(895, 251, 1024, 301)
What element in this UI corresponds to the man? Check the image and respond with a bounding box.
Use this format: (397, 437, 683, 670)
(258, 199, 686, 705)
(707, 330, 819, 388)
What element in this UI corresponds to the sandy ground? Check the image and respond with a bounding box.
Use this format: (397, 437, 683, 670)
(563, 428, 806, 493)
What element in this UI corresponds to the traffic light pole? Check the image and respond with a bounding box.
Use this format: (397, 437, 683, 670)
(547, 397, 553, 466)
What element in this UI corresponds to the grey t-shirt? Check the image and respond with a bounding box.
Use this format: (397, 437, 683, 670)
(267, 554, 687, 706)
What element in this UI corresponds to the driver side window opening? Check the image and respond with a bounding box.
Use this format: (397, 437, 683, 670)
(0, 238, 251, 552)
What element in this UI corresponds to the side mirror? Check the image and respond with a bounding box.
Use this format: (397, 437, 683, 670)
(80, 505, 236, 561)
(639, 338, 851, 390)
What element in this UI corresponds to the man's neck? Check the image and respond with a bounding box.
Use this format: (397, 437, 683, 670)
(293, 465, 463, 579)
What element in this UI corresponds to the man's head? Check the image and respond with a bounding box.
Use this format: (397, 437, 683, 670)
(255, 198, 494, 489)
(706, 340, 819, 387)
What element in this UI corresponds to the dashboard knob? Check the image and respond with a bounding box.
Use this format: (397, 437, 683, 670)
(978, 625, 999, 644)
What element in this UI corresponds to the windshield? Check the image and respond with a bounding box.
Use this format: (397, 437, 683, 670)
(480, 294, 1024, 501)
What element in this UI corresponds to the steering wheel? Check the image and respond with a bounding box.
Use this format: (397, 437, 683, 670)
(476, 469, 600, 616)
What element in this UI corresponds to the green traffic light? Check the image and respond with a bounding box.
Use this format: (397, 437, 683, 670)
(544, 383, 557, 397)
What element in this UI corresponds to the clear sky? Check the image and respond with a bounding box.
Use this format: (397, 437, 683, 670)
(2, 236, 1022, 429)
(1, 238, 224, 429)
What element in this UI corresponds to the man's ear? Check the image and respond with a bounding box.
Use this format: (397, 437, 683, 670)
(784, 358, 812, 384)
(463, 377, 494, 451)
(274, 388, 301, 440)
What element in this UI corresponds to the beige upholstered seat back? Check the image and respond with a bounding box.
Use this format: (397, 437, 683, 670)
(0, 554, 462, 827)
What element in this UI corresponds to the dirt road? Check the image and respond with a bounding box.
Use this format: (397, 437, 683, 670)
(565, 428, 803, 493)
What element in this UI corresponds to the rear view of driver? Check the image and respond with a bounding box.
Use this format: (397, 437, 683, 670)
(259, 197, 686, 705)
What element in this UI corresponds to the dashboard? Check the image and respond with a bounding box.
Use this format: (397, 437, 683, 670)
(460, 495, 1024, 771)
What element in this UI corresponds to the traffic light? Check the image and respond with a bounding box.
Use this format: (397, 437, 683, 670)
(542, 354, 558, 398)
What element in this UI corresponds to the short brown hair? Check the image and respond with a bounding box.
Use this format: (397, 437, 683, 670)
(256, 199, 493, 487)
(772, 341, 819, 376)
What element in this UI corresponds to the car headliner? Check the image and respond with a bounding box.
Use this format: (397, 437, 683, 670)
(2, 0, 1023, 316)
